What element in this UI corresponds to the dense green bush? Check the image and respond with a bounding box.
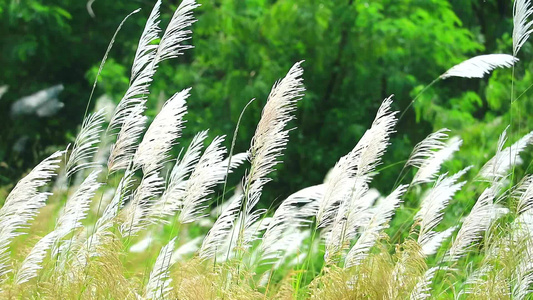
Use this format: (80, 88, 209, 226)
(2, 0, 532, 202)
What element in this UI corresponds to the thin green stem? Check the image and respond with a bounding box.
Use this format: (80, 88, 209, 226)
(222, 99, 257, 274)
(510, 66, 516, 187)
(295, 222, 318, 295)
(220, 98, 256, 210)
(83, 9, 140, 121)
(398, 78, 441, 123)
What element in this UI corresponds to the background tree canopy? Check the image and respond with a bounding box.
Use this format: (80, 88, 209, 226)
(1, 0, 532, 207)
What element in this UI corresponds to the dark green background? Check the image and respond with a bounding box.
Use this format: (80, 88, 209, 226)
(1, 0, 532, 206)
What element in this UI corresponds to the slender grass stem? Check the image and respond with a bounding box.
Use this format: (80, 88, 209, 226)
(83, 9, 140, 121)
(398, 78, 440, 123)
(221, 99, 256, 285)
(295, 221, 318, 295)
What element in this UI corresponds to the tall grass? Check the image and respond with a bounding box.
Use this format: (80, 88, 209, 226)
(1, 0, 533, 299)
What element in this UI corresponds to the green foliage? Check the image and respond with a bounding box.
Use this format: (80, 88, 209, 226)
(0, 0, 502, 202)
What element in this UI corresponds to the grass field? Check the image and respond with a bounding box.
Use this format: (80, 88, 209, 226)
(1, 0, 533, 299)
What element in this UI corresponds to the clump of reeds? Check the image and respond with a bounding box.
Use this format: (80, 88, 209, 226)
(1, 0, 533, 299)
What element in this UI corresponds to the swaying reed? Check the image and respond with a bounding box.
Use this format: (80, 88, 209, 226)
(2, 0, 533, 299)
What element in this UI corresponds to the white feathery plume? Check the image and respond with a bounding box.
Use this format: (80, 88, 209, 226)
(98, 171, 134, 230)
(406, 128, 450, 169)
(518, 212, 533, 234)
(108, 104, 147, 172)
(317, 96, 398, 227)
(445, 185, 500, 262)
(170, 130, 208, 183)
(260, 185, 324, 264)
(416, 167, 470, 253)
(511, 241, 533, 300)
(272, 229, 310, 270)
(299, 188, 326, 217)
(109, 0, 198, 133)
(107, 61, 152, 137)
(332, 96, 398, 249)
(14, 232, 57, 285)
(66, 110, 105, 177)
(344, 185, 408, 268)
(154, 0, 199, 64)
(359, 188, 381, 208)
(514, 175, 533, 215)
(333, 95, 398, 238)
(324, 187, 380, 262)
(479, 129, 533, 181)
(1, 151, 62, 212)
(410, 267, 441, 300)
(440, 54, 518, 79)
(220, 152, 249, 170)
(108, 0, 198, 150)
(120, 170, 164, 237)
(94, 173, 134, 238)
(145, 238, 176, 300)
(258, 229, 311, 287)
(512, 210, 533, 240)
(170, 236, 203, 264)
(479, 127, 510, 180)
(52, 170, 102, 258)
(508, 212, 533, 299)
(420, 226, 457, 257)
(199, 190, 242, 260)
(108, 0, 161, 132)
(315, 156, 354, 229)
(412, 136, 462, 185)
(148, 131, 208, 222)
(69, 172, 133, 274)
(242, 61, 305, 214)
(178, 136, 230, 223)
(236, 62, 305, 250)
(258, 270, 273, 288)
(258, 229, 311, 284)
(131, 0, 161, 81)
(324, 181, 373, 262)
(149, 143, 246, 224)
(56, 170, 102, 239)
(493, 203, 510, 220)
(107, 75, 151, 135)
(133, 88, 189, 174)
(91, 131, 113, 168)
(0, 193, 49, 262)
(513, 0, 533, 56)
(0, 151, 62, 277)
(129, 233, 154, 253)
(236, 213, 272, 257)
(323, 163, 380, 262)
(350, 95, 398, 181)
(168, 135, 249, 189)
(459, 265, 493, 296)
(223, 211, 271, 261)
(332, 187, 381, 236)
(317, 96, 397, 228)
